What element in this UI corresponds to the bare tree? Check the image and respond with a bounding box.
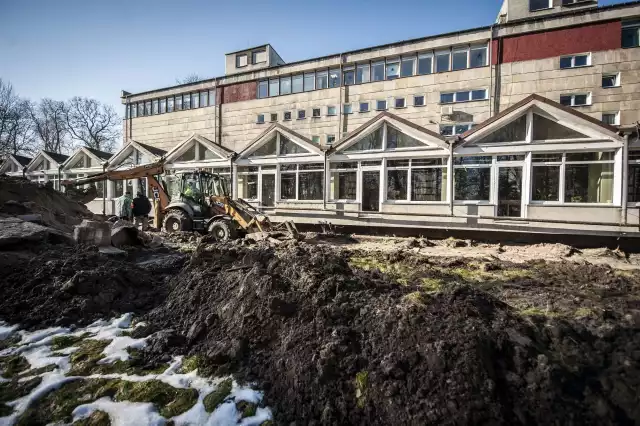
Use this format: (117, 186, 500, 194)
(176, 74, 201, 84)
(28, 98, 69, 154)
(63, 97, 119, 153)
(0, 79, 35, 155)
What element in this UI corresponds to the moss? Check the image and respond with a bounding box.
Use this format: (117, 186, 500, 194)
(575, 307, 596, 318)
(16, 364, 56, 379)
(402, 291, 427, 306)
(355, 370, 368, 409)
(0, 376, 42, 404)
(203, 378, 233, 413)
(0, 355, 30, 379)
(70, 409, 110, 426)
(68, 339, 166, 376)
(180, 355, 201, 373)
(0, 334, 20, 351)
(349, 256, 412, 279)
(237, 400, 257, 418)
(450, 267, 485, 282)
(115, 380, 198, 418)
(421, 277, 444, 292)
(51, 333, 92, 351)
(519, 307, 558, 317)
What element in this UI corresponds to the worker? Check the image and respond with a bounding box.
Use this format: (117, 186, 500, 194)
(132, 192, 152, 231)
(117, 191, 133, 221)
(183, 180, 200, 200)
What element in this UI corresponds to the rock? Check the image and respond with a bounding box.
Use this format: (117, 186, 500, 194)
(444, 237, 466, 248)
(404, 238, 420, 248)
(74, 219, 112, 247)
(15, 214, 43, 224)
(147, 329, 186, 353)
(206, 338, 247, 364)
(111, 220, 140, 247)
(2, 200, 29, 215)
(187, 321, 205, 342)
(148, 235, 163, 248)
(0, 217, 72, 248)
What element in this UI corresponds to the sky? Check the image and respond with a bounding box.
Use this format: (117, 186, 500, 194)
(0, 0, 631, 118)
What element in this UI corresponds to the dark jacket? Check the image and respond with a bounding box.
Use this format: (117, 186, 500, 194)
(132, 195, 152, 216)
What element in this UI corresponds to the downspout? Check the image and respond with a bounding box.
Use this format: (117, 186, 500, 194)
(323, 150, 328, 211)
(337, 54, 343, 140)
(488, 24, 495, 117)
(622, 133, 631, 225)
(215, 77, 222, 146)
(57, 165, 62, 192)
(448, 141, 454, 216)
(102, 162, 107, 217)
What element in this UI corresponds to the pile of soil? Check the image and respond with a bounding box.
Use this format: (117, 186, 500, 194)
(143, 242, 640, 425)
(0, 175, 93, 233)
(0, 245, 186, 328)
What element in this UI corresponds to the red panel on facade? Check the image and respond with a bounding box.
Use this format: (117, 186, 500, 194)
(494, 21, 621, 64)
(222, 81, 257, 103)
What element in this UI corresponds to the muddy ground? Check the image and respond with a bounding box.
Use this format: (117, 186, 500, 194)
(2, 233, 640, 425)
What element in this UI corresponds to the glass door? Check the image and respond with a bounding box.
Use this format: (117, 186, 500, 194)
(497, 166, 523, 217)
(361, 171, 380, 212)
(261, 174, 275, 207)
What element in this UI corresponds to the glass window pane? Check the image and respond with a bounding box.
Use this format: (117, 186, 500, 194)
(560, 57, 573, 69)
(532, 153, 563, 162)
(304, 72, 315, 91)
(412, 168, 446, 201)
(359, 102, 369, 112)
(622, 26, 640, 48)
(356, 64, 370, 83)
(292, 75, 304, 93)
(418, 55, 433, 75)
(252, 50, 266, 64)
(199, 91, 207, 108)
(316, 71, 328, 89)
(452, 51, 468, 70)
(532, 166, 560, 201)
(237, 173, 258, 199)
(298, 110, 305, 119)
(280, 76, 292, 95)
(386, 61, 400, 79)
(566, 151, 614, 162)
(299, 172, 324, 200)
(145, 101, 151, 115)
(530, 0, 550, 11)
(280, 135, 309, 155)
(387, 169, 408, 200)
(436, 52, 450, 72)
(152, 100, 159, 115)
(329, 69, 341, 88)
(628, 164, 640, 202)
(280, 173, 296, 200)
(167, 97, 174, 112)
(565, 163, 613, 203)
(602, 75, 617, 88)
(192, 93, 199, 108)
(477, 115, 527, 143)
(209, 89, 216, 105)
(327, 106, 337, 115)
(330, 172, 357, 200)
(175, 95, 182, 111)
(454, 156, 492, 165)
(250, 136, 277, 156)
(440, 125, 453, 136)
(344, 127, 383, 152)
(258, 81, 268, 98)
(372, 62, 385, 81)
(560, 95, 572, 106)
(574, 94, 588, 105)
(471, 89, 487, 100)
(574, 55, 588, 67)
(414, 95, 425, 106)
(343, 104, 352, 114)
(456, 91, 470, 102)
(454, 168, 491, 200)
(533, 114, 588, 140)
(470, 47, 487, 68)
(159, 99, 166, 114)
(183, 94, 191, 109)
(386, 126, 423, 149)
(440, 93, 454, 104)
(269, 79, 279, 97)
(376, 100, 387, 110)
(401, 57, 415, 77)
(343, 69, 355, 86)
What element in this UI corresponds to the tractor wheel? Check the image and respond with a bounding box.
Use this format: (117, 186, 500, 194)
(163, 209, 192, 233)
(208, 220, 237, 242)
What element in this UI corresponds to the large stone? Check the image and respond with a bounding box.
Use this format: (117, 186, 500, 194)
(0, 217, 71, 248)
(73, 219, 112, 247)
(111, 220, 140, 247)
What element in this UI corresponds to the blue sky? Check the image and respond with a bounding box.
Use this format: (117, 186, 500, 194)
(0, 0, 630, 117)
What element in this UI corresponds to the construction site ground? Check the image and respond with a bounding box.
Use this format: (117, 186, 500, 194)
(1, 177, 640, 425)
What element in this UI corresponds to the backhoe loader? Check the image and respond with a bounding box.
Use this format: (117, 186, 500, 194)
(62, 162, 298, 241)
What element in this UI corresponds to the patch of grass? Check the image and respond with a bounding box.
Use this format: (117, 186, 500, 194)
(402, 291, 427, 306)
(180, 355, 201, 374)
(519, 307, 558, 317)
(0, 376, 42, 404)
(51, 333, 92, 351)
(73, 410, 110, 426)
(68, 339, 165, 376)
(237, 400, 257, 418)
(116, 380, 198, 418)
(349, 256, 412, 280)
(500, 269, 533, 279)
(355, 370, 368, 408)
(0, 334, 20, 351)
(0, 355, 30, 379)
(421, 277, 444, 293)
(203, 378, 233, 413)
(574, 307, 596, 318)
(17, 364, 56, 379)
(450, 267, 485, 282)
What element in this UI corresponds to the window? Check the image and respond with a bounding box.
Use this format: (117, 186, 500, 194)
(269, 79, 279, 97)
(312, 136, 320, 144)
(376, 100, 387, 111)
(130, 104, 137, 118)
(559, 54, 590, 69)
(401, 56, 415, 77)
(395, 98, 405, 108)
(343, 67, 355, 86)
(327, 135, 336, 144)
(145, 101, 151, 115)
(280, 76, 292, 95)
(257, 114, 265, 124)
(532, 114, 587, 140)
(413, 95, 425, 106)
(435, 51, 450, 72)
(284, 111, 292, 121)
(530, 0, 551, 11)
(280, 163, 324, 201)
(356, 64, 370, 84)
(175, 95, 182, 111)
(270, 113, 278, 122)
(258, 80, 268, 99)
(372, 61, 385, 81)
(252, 50, 266, 64)
(565, 152, 614, 203)
(183, 94, 191, 110)
(440, 89, 487, 103)
(386, 59, 400, 80)
(297, 110, 306, 119)
(562, 0, 591, 4)
(329, 69, 341, 88)
(622, 20, 640, 48)
(237, 166, 258, 200)
(343, 104, 353, 114)
(304, 72, 315, 91)
(602, 73, 620, 88)
(418, 53, 433, 75)
(316, 70, 328, 89)
(292, 75, 304, 93)
(198, 91, 207, 108)
(152, 100, 159, 115)
(359, 102, 369, 113)
(602, 112, 620, 125)
(628, 151, 640, 202)
(312, 108, 321, 118)
(209, 89, 216, 105)
(330, 162, 357, 200)
(560, 93, 590, 106)
(386, 158, 447, 202)
(167, 97, 174, 112)
(236, 54, 248, 68)
(470, 46, 488, 68)
(452, 49, 468, 71)
(327, 106, 337, 116)
(192, 93, 199, 109)
(477, 115, 527, 142)
(159, 98, 166, 114)
(440, 123, 473, 136)
(344, 127, 383, 152)
(386, 126, 423, 149)
(454, 156, 492, 201)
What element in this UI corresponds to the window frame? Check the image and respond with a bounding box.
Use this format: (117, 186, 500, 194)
(622, 20, 640, 48)
(256, 114, 265, 124)
(252, 49, 267, 64)
(530, 0, 552, 12)
(327, 106, 337, 116)
(283, 111, 292, 121)
(359, 102, 370, 113)
(343, 103, 353, 114)
(453, 155, 493, 203)
(394, 97, 406, 109)
(413, 94, 425, 107)
(627, 150, 640, 204)
(386, 158, 448, 204)
(559, 53, 591, 69)
(559, 93, 592, 107)
(236, 54, 248, 68)
(602, 73, 621, 88)
(440, 89, 488, 104)
(297, 109, 306, 120)
(440, 123, 473, 136)
(376, 100, 387, 111)
(279, 163, 324, 202)
(602, 111, 620, 126)
(312, 108, 321, 118)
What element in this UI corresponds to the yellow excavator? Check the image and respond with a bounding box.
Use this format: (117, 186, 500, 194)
(62, 162, 298, 241)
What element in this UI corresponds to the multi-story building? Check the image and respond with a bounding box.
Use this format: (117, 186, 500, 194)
(103, 0, 640, 236)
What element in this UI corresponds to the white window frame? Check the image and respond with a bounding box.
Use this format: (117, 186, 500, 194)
(435, 50, 451, 73)
(269, 113, 278, 122)
(394, 97, 406, 109)
(417, 52, 434, 75)
(376, 100, 387, 111)
(311, 136, 320, 143)
(256, 114, 265, 124)
(237, 165, 273, 203)
(452, 155, 494, 204)
(297, 109, 306, 120)
(359, 101, 370, 113)
(327, 105, 337, 116)
(400, 55, 416, 78)
(559, 93, 592, 107)
(530, 0, 552, 12)
(602, 111, 620, 126)
(602, 73, 621, 88)
(440, 123, 473, 136)
(440, 89, 488, 104)
(413, 94, 425, 107)
(356, 63, 371, 84)
(328, 162, 359, 203)
(236, 54, 248, 68)
(622, 20, 640, 48)
(385, 57, 400, 80)
(279, 163, 324, 202)
(469, 45, 488, 68)
(559, 53, 591, 69)
(385, 158, 448, 204)
(327, 134, 336, 144)
(627, 150, 640, 205)
(343, 103, 353, 114)
(451, 48, 470, 71)
(252, 49, 267, 64)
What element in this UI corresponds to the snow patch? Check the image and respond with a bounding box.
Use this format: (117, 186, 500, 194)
(0, 322, 18, 340)
(18, 327, 69, 345)
(73, 397, 165, 426)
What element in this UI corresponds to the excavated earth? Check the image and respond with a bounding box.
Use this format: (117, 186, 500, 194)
(2, 236, 640, 425)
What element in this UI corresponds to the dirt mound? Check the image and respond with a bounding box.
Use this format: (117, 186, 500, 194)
(0, 175, 93, 233)
(0, 245, 187, 329)
(143, 242, 640, 425)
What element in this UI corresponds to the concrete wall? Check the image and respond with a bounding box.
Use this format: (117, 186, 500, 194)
(507, 0, 597, 22)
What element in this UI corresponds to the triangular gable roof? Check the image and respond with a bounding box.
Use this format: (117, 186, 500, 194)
(328, 111, 448, 154)
(13, 154, 32, 167)
(0, 154, 30, 174)
(26, 150, 68, 171)
(62, 147, 112, 170)
(238, 123, 324, 159)
(458, 94, 622, 145)
(107, 140, 167, 168)
(165, 133, 235, 162)
(85, 147, 114, 161)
